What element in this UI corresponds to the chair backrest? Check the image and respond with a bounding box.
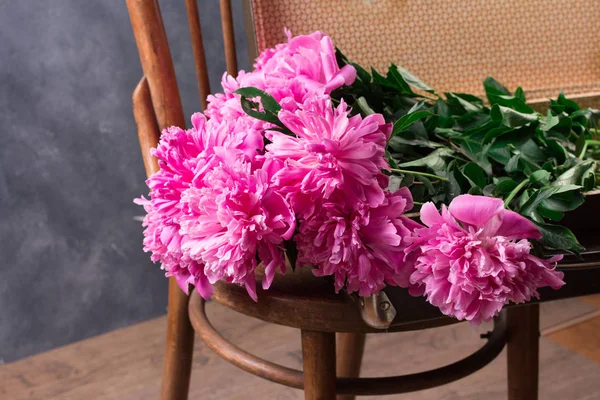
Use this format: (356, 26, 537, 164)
(246, 0, 600, 106)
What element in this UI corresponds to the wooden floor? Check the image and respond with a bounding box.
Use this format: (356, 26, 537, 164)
(1, 297, 600, 400)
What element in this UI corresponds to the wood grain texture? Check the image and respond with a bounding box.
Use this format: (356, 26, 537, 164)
(184, 0, 211, 111)
(208, 266, 458, 333)
(548, 315, 600, 363)
(301, 330, 337, 400)
(336, 333, 365, 400)
(133, 77, 160, 177)
(581, 294, 600, 309)
(127, 1, 194, 399)
(126, 0, 186, 130)
(506, 304, 540, 400)
(2, 298, 598, 400)
(219, 0, 238, 76)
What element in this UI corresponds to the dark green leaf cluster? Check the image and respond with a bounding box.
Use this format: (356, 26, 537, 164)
(333, 50, 600, 255)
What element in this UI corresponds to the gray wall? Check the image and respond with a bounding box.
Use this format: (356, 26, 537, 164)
(0, 0, 249, 363)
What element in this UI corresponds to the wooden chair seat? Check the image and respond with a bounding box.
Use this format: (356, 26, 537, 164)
(188, 275, 509, 397)
(208, 265, 456, 334)
(198, 257, 600, 335)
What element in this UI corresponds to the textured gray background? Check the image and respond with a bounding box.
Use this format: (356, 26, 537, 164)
(0, 0, 250, 363)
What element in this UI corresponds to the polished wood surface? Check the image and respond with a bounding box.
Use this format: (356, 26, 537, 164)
(210, 266, 458, 333)
(188, 290, 511, 396)
(188, 293, 305, 389)
(2, 298, 599, 400)
(336, 333, 366, 400)
(127, 1, 194, 399)
(133, 77, 160, 176)
(126, 0, 186, 129)
(219, 0, 238, 76)
(184, 0, 211, 110)
(301, 330, 337, 400)
(507, 304, 540, 400)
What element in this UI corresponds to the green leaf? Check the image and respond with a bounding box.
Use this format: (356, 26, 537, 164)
(530, 170, 551, 186)
(386, 64, 413, 94)
(391, 110, 434, 138)
(417, 175, 436, 194)
(434, 99, 454, 128)
(494, 179, 518, 196)
(540, 191, 584, 212)
(483, 125, 513, 144)
(515, 87, 526, 103)
(239, 97, 280, 125)
(491, 104, 539, 128)
(399, 148, 453, 170)
(483, 76, 511, 97)
(506, 154, 522, 173)
(387, 175, 404, 192)
(395, 65, 436, 94)
(385, 150, 399, 169)
(235, 87, 284, 127)
(540, 111, 560, 132)
(487, 93, 534, 114)
(537, 206, 564, 221)
(520, 185, 581, 216)
(545, 140, 567, 164)
(352, 63, 371, 83)
(447, 163, 469, 199)
(446, 93, 482, 113)
(389, 136, 445, 150)
(234, 87, 281, 114)
(554, 160, 596, 188)
(462, 162, 487, 188)
(483, 183, 496, 196)
(557, 93, 580, 113)
(356, 96, 375, 115)
(534, 222, 585, 255)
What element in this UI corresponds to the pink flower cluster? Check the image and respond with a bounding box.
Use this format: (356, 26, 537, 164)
(136, 31, 564, 323)
(405, 195, 565, 324)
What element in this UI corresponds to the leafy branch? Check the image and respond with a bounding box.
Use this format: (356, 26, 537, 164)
(332, 50, 600, 255)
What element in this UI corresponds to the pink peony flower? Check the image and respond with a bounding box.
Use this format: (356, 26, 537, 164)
(253, 29, 356, 93)
(134, 116, 212, 297)
(178, 157, 295, 301)
(206, 30, 356, 124)
(406, 195, 565, 324)
(266, 96, 392, 217)
(135, 113, 264, 298)
(296, 188, 420, 296)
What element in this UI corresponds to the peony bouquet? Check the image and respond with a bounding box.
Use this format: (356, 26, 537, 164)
(136, 31, 599, 324)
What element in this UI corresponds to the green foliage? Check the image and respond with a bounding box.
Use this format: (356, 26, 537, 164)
(332, 49, 600, 255)
(234, 87, 291, 135)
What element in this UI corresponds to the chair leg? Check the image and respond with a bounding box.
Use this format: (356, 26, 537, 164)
(161, 278, 195, 400)
(301, 330, 337, 400)
(335, 333, 366, 400)
(506, 304, 540, 400)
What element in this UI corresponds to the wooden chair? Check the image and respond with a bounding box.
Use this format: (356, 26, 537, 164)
(126, 1, 600, 399)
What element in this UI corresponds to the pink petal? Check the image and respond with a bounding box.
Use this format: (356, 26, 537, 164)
(420, 202, 443, 227)
(448, 194, 504, 229)
(495, 210, 542, 240)
(175, 272, 191, 294)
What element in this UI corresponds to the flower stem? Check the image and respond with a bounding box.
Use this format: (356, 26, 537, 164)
(504, 179, 529, 209)
(578, 140, 600, 158)
(390, 168, 449, 182)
